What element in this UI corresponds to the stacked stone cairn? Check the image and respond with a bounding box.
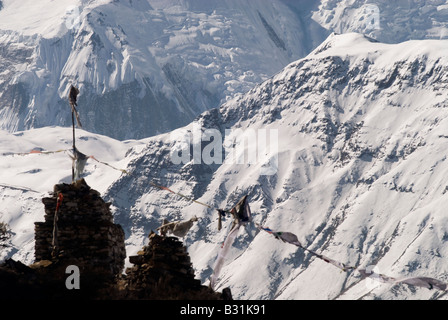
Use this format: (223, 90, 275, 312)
(33, 178, 126, 297)
(121, 231, 222, 299)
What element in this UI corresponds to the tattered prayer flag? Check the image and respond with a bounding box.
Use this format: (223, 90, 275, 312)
(161, 186, 174, 193)
(256, 223, 353, 272)
(396, 277, 447, 291)
(157, 216, 199, 238)
(357, 268, 396, 284)
(230, 195, 251, 224)
(276, 232, 302, 247)
(52, 193, 64, 258)
(69, 85, 82, 128)
(210, 223, 241, 290)
(210, 195, 252, 289)
(257, 223, 447, 291)
(358, 268, 448, 291)
(69, 85, 79, 107)
(217, 209, 227, 231)
(70, 147, 88, 181)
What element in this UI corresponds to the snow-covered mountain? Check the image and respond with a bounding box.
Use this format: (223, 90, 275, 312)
(2, 0, 448, 141)
(4, 32, 448, 300)
(3, 0, 448, 300)
(99, 33, 448, 300)
(314, 0, 448, 43)
(0, 0, 327, 140)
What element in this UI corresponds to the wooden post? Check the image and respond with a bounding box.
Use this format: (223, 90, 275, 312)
(72, 111, 76, 183)
(68, 85, 80, 183)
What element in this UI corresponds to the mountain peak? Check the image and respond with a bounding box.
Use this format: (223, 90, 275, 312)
(310, 32, 376, 55)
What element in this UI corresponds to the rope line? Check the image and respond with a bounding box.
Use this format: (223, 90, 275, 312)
(1, 148, 130, 175)
(255, 223, 448, 291)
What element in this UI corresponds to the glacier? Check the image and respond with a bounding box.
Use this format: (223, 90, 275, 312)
(3, 0, 448, 141)
(0, 0, 328, 140)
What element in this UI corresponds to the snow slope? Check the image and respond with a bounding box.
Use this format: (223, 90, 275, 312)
(3, 32, 448, 300)
(0, 0, 82, 38)
(0, 126, 147, 263)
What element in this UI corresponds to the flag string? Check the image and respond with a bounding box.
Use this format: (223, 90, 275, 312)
(149, 181, 234, 214)
(149, 181, 233, 231)
(1, 149, 69, 156)
(89, 155, 130, 174)
(1, 147, 130, 175)
(255, 223, 448, 292)
(141, 179, 448, 292)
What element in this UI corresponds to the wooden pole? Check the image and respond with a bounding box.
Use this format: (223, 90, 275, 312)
(72, 111, 75, 183)
(68, 85, 80, 183)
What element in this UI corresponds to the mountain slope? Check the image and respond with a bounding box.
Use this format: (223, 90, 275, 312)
(314, 0, 448, 43)
(3, 33, 448, 300)
(0, 0, 326, 140)
(103, 33, 448, 300)
(0, 126, 147, 263)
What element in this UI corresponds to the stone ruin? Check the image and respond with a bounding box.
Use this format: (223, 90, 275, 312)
(0, 179, 228, 300)
(35, 179, 126, 280)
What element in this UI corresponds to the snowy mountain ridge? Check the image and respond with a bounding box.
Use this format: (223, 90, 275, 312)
(3, 12, 448, 299)
(314, 0, 448, 43)
(129, 33, 448, 299)
(0, 0, 323, 140)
